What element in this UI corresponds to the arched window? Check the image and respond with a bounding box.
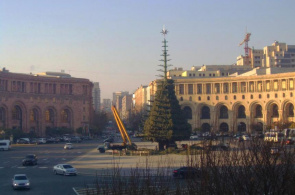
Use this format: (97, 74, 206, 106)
(238, 122, 246, 132)
(180, 97, 183, 101)
(183, 106, 192, 120)
(201, 123, 211, 132)
(238, 105, 246, 118)
(272, 104, 279, 117)
(45, 109, 55, 122)
(207, 96, 210, 101)
(61, 109, 71, 123)
(255, 105, 262, 118)
(189, 96, 192, 101)
(288, 104, 294, 117)
(30, 109, 39, 122)
(220, 123, 229, 132)
(12, 106, 22, 120)
(220, 105, 228, 119)
(0, 107, 5, 121)
(201, 106, 210, 119)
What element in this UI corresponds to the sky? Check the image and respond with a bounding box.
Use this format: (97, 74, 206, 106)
(1, 0, 295, 99)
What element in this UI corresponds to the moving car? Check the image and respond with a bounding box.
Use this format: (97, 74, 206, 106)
(12, 174, 30, 190)
(104, 137, 114, 143)
(173, 166, 200, 179)
(22, 154, 38, 166)
(64, 143, 73, 149)
(16, 138, 30, 144)
(53, 164, 77, 176)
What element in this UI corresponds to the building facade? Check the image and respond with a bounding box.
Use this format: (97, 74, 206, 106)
(92, 82, 101, 112)
(0, 69, 93, 136)
(169, 68, 295, 133)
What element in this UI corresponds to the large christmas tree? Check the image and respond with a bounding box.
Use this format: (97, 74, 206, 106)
(144, 27, 191, 150)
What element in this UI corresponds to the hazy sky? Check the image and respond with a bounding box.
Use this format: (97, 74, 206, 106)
(1, 0, 295, 99)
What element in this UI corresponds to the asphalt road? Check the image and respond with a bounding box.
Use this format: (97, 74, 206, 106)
(0, 141, 101, 195)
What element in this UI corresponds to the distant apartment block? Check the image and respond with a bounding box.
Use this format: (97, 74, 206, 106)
(121, 94, 133, 120)
(102, 99, 111, 112)
(237, 41, 295, 68)
(92, 82, 101, 112)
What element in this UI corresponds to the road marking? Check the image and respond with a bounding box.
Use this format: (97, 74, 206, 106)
(17, 167, 26, 169)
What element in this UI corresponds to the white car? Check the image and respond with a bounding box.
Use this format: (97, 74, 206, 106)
(242, 135, 250, 141)
(64, 143, 73, 149)
(12, 174, 30, 190)
(53, 164, 77, 176)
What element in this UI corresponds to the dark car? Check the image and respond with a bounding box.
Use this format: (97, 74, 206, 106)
(16, 139, 30, 144)
(173, 166, 200, 179)
(22, 154, 38, 166)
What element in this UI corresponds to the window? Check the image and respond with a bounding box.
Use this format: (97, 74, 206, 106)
(266, 81, 270, 91)
(220, 106, 228, 119)
(242, 95, 245, 99)
(275, 94, 278, 98)
(274, 80, 278, 91)
(207, 96, 210, 100)
(189, 96, 192, 101)
(188, 84, 193, 94)
(283, 93, 285, 98)
(241, 82, 246, 93)
(267, 94, 270, 98)
(290, 79, 294, 89)
(216, 96, 219, 100)
(238, 106, 246, 118)
(259, 94, 262, 99)
(225, 95, 228, 100)
(206, 84, 211, 94)
(223, 83, 229, 93)
(197, 84, 202, 94)
(250, 95, 253, 99)
(232, 82, 237, 93)
(201, 106, 210, 119)
(249, 82, 254, 92)
(255, 105, 263, 118)
(183, 106, 192, 119)
(257, 81, 262, 92)
(198, 96, 201, 101)
(272, 105, 279, 117)
(234, 95, 236, 100)
(214, 83, 220, 94)
(179, 84, 184, 95)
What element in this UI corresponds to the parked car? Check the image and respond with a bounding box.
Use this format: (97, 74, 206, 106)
(71, 136, 82, 143)
(53, 164, 77, 176)
(12, 174, 30, 190)
(16, 138, 30, 144)
(64, 143, 73, 149)
(242, 135, 250, 141)
(38, 138, 47, 144)
(173, 166, 200, 179)
(22, 154, 38, 166)
(284, 139, 294, 145)
(190, 135, 199, 140)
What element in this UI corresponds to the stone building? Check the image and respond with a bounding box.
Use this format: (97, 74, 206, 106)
(0, 69, 93, 136)
(139, 67, 295, 134)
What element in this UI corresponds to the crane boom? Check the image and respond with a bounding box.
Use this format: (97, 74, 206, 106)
(111, 105, 132, 146)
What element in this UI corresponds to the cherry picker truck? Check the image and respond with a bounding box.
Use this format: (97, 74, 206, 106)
(108, 105, 137, 151)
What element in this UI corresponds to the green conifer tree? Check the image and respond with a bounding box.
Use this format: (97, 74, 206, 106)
(144, 27, 191, 150)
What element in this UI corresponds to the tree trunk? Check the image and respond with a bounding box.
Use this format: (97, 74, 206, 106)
(158, 142, 165, 151)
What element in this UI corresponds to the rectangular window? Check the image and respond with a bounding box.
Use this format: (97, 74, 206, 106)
(257, 81, 262, 92)
(214, 83, 220, 94)
(249, 82, 254, 92)
(290, 79, 294, 90)
(223, 83, 228, 93)
(197, 84, 202, 94)
(282, 80, 286, 90)
(241, 82, 246, 93)
(266, 81, 270, 91)
(206, 84, 211, 94)
(274, 80, 278, 91)
(232, 82, 237, 93)
(179, 84, 184, 95)
(188, 84, 193, 94)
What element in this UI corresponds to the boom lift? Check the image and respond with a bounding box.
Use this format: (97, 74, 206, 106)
(110, 105, 137, 150)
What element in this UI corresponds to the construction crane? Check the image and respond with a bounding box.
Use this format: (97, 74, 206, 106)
(110, 105, 137, 150)
(239, 32, 251, 65)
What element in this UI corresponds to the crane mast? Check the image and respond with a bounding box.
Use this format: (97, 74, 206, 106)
(239, 32, 251, 65)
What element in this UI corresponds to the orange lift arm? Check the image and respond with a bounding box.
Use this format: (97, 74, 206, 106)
(111, 106, 132, 146)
